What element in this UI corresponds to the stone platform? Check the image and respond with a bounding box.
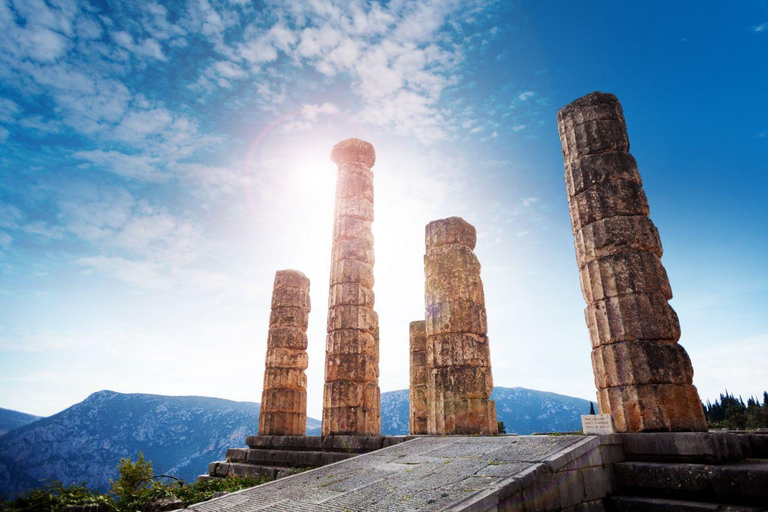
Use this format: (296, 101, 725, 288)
(205, 435, 410, 481)
(188, 435, 621, 511)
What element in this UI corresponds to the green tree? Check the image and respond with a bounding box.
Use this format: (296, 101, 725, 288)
(589, 402, 596, 415)
(110, 451, 154, 503)
(497, 421, 507, 434)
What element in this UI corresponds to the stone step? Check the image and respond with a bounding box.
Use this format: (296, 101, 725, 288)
(244, 434, 410, 452)
(613, 461, 768, 505)
(737, 434, 768, 459)
(605, 495, 766, 512)
(208, 462, 302, 480)
(226, 447, 358, 467)
(620, 433, 744, 463)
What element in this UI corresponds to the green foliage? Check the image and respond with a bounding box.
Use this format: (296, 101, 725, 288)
(1, 455, 270, 511)
(109, 452, 153, 503)
(703, 389, 768, 429)
(497, 421, 507, 434)
(0, 481, 117, 511)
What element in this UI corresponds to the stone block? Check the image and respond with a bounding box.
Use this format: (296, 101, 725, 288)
(329, 259, 374, 288)
(269, 306, 309, 329)
(425, 267, 485, 306)
(424, 244, 481, 278)
(325, 353, 379, 382)
(258, 411, 306, 436)
(328, 282, 375, 307)
(267, 327, 308, 350)
(568, 179, 649, 232)
(335, 171, 373, 202)
(265, 347, 309, 370)
(273, 269, 310, 290)
(409, 320, 426, 347)
(335, 196, 373, 221)
(261, 388, 306, 413)
(432, 366, 494, 399)
(410, 349, 427, 368)
(591, 340, 694, 388)
(580, 464, 615, 501)
(565, 150, 641, 197)
(585, 291, 681, 347)
(338, 161, 374, 180)
(271, 286, 311, 309)
(443, 398, 498, 434)
(327, 305, 378, 332)
(597, 383, 708, 432)
(322, 405, 379, 436)
(620, 432, 743, 463)
(330, 138, 376, 168)
(425, 216, 477, 250)
(429, 332, 491, 367)
(557, 92, 629, 163)
(426, 300, 488, 335)
(579, 252, 672, 304)
(263, 367, 306, 390)
(333, 217, 373, 244)
(321, 435, 384, 452)
(225, 448, 248, 463)
(331, 237, 375, 265)
(245, 435, 322, 451)
(574, 215, 662, 267)
(325, 329, 377, 356)
(323, 380, 365, 408)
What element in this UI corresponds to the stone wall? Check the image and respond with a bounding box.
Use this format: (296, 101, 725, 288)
(409, 320, 428, 435)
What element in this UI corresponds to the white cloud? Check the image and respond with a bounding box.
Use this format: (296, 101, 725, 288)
(754, 23, 767, 33)
(513, 124, 526, 131)
(518, 91, 534, 101)
(522, 197, 538, 207)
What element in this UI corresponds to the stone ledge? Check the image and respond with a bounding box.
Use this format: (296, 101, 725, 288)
(619, 432, 743, 463)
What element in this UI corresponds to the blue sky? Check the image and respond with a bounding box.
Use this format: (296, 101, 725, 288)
(0, 0, 766, 418)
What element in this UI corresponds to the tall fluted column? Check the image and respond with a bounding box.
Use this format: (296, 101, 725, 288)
(258, 270, 310, 436)
(424, 217, 497, 435)
(322, 138, 381, 436)
(557, 92, 707, 432)
(409, 320, 428, 435)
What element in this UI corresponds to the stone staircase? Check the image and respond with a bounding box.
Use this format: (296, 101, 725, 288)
(204, 435, 410, 481)
(605, 432, 768, 511)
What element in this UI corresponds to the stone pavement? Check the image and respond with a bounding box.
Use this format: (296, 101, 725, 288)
(185, 435, 620, 511)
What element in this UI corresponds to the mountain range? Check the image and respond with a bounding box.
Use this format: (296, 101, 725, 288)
(0, 387, 589, 497)
(0, 408, 40, 436)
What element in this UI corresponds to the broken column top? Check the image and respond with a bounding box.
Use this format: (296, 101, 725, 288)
(274, 269, 310, 289)
(425, 216, 477, 250)
(409, 320, 426, 338)
(330, 138, 376, 168)
(557, 91, 629, 164)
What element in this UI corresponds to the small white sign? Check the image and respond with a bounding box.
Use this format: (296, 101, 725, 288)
(581, 414, 615, 435)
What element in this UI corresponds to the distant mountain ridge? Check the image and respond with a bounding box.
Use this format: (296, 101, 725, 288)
(0, 391, 321, 497)
(0, 387, 588, 497)
(380, 387, 590, 435)
(0, 408, 40, 437)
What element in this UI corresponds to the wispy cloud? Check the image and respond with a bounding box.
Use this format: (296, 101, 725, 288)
(753, 23, 767, 33)
(518, 91, 534, 101)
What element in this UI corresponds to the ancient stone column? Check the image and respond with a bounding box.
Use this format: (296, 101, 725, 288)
(258, 270, 310, 436)
(322, 138, 381, 436)
(409, 320, 428, 435)
(557, 92, 707, 432)
(424, 217, 497, 435)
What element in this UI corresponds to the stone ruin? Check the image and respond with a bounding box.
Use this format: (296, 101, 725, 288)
(206, 95, 715, 483)
(557, 92, 707, 432)
(257, 270, 310, 436)
(323, 138, 381, 436)
(422, 217, 497, 435)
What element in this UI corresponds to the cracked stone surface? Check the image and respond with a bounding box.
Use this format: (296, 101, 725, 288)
(186, 435, 585, 511)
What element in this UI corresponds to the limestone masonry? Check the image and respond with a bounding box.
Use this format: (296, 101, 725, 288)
(557, 92, 707, 432)
(322, 138, 381, 436)
(257, 269, 310, 436)
(424, 217, 498, 435)
(409, 320, 428, 435)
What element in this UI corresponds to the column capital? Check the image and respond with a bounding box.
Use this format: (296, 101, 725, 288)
(330, 138, 376, 168)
